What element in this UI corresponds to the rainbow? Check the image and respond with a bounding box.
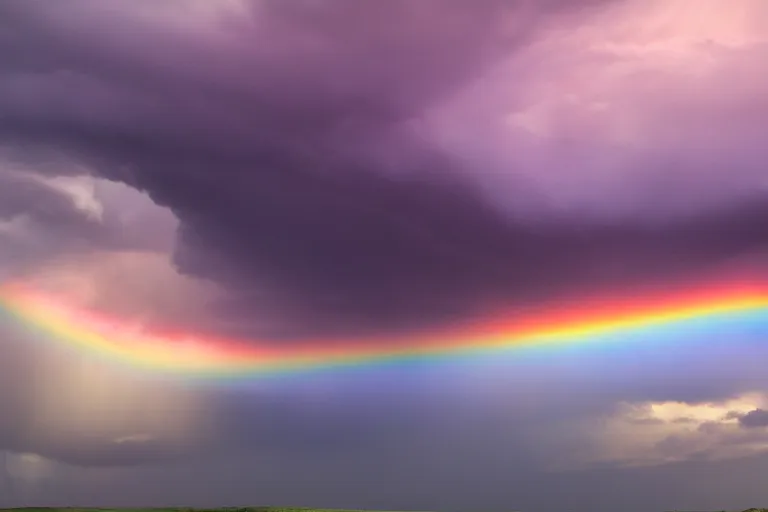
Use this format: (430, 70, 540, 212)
(0, 278, 767, 380)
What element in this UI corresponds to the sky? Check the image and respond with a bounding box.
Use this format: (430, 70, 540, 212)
(0, 0, 767, 511)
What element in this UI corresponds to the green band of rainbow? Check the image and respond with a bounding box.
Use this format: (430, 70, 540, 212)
(1, 278, 767, 380)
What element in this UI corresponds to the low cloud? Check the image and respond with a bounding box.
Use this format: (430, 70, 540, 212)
(539, 393, 768, 469)
(736, 409, 768, 429)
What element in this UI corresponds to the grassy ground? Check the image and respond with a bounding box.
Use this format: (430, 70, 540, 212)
(1, 508, 767, 512)
(0, 509, 393, 512)
(0, 509, 412, 512)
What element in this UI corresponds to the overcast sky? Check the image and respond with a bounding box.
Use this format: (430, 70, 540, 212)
(0, 1, 767, 511)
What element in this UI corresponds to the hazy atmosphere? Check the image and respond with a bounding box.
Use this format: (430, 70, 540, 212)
(0, 1, 767, 511)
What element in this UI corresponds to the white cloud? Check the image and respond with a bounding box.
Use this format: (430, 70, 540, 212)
(114, 434, 155, 445)
(539, 392, 768, 470)
(42, 176, 104, 222)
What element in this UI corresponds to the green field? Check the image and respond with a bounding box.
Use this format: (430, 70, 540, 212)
(0, 508, 402, 512)
(0, 509, 390, 512)
(2, 508, 767, 512)
(2, 508, 768, 512)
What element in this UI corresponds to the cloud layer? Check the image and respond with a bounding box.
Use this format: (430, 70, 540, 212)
(1, 0, 766, 340)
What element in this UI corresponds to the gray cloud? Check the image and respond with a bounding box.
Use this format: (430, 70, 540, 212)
(0, 170, 104, 276)
(738, 409, 768, 429)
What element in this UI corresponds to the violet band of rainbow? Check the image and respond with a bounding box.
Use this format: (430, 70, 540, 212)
(1, 279, 766, 379)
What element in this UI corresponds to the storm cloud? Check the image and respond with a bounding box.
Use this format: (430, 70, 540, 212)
(0, 0, 765, 340)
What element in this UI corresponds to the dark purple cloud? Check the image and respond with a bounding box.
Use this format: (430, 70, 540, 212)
(1, 0, 766, 341)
